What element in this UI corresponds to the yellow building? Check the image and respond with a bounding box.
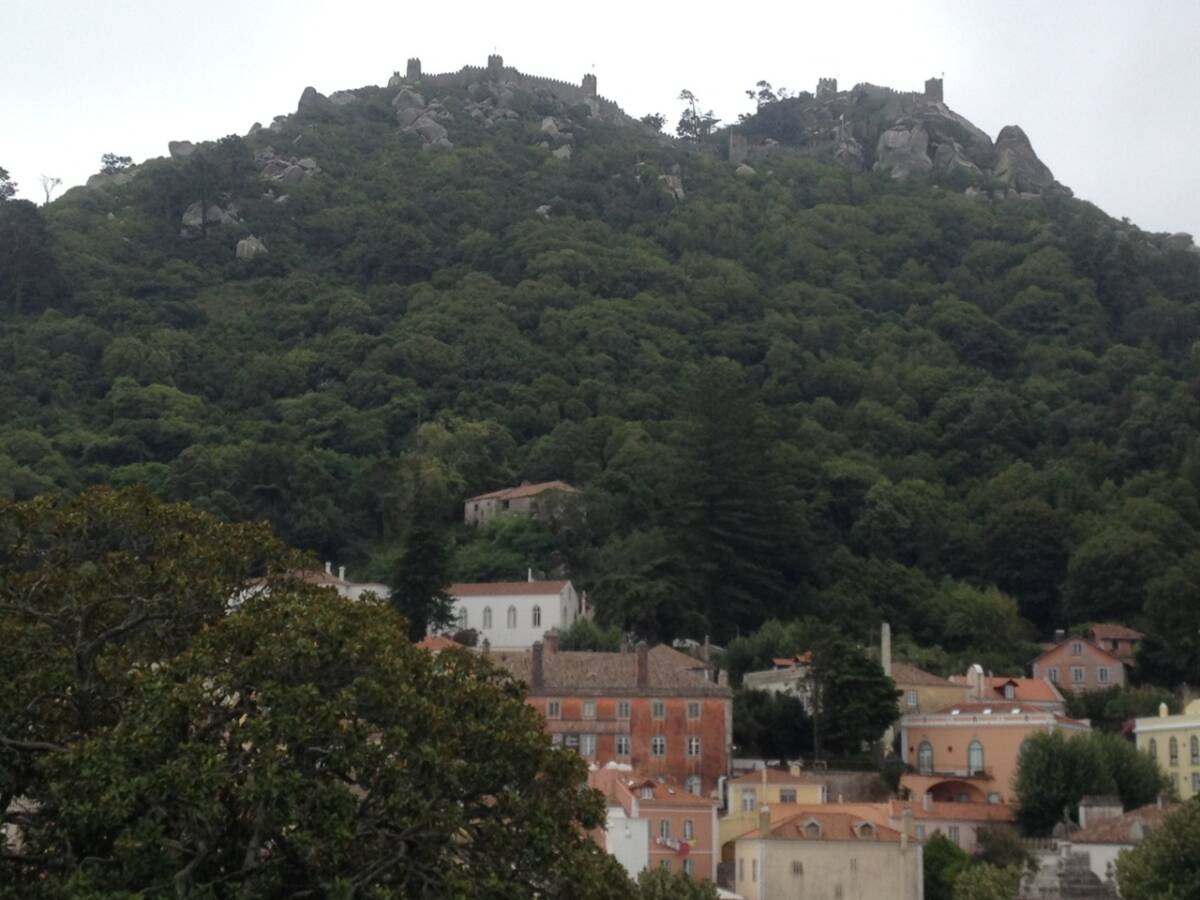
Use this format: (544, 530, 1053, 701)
(891, 662, 969, 715)
(1135, 699, 1200, 800)
(721, 768, 827, 849)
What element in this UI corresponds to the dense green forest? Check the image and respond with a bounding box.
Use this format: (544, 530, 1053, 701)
(1, 72, 1198, 684)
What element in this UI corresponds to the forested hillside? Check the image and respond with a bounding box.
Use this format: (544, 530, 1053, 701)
(2, 65, 1198, 683)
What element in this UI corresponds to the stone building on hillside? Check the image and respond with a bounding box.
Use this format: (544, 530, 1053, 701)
(491, 638, 732, 795)
(463, 480, 578, 526)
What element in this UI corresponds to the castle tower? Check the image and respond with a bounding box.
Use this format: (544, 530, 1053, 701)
(924, 77, 944, 102)
(816, 77, 838, 99)
(487, 53, 504, 79)
(582, 73, 597, 97)
(406, 58, 421, 80)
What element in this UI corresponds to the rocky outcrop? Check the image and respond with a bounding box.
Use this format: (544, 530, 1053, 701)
(875, 120, 932, 178)
(658, 173, 685, 201)
(329, 90, 357, 107)
(297, 86, 327, 113)
(994, 125, 1070, 196)
(236, 235, 268, 259)
(735, 163, 757, 178)
(168, 140, 196, 160)
(255, 147, 320, 184)
(180, 200, 240, 235)
(86, 171, 134, 190)
(392, 87, 454, 148)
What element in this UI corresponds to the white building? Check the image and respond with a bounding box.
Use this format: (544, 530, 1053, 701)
(442, 579, 579, 650)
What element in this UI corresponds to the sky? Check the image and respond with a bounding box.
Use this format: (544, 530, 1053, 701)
(2, 0, 1197, 236)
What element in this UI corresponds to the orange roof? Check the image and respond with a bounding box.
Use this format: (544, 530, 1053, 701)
(448, 580, 568, 597)
(1032, 640, 1124, 666)
(1072, 803, 1174, 844)
(468, 481, 577, 502)
(743, 810, 903, 843)
(415, 635, 463, 652)
(891, 662, 958, 688)
(951, 675, 1062, 704)
(1089, 623, 1144, 642)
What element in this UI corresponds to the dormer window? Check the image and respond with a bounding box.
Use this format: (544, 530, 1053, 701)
(641, 786, 654, 800)
(1003, 684, 1014, 700)
(1071, 642, 1083, 656)
(856, 822, 874, 839)
(804, 820, 822, 839)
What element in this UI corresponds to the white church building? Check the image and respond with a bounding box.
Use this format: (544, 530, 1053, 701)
(442, 578, 580, 650)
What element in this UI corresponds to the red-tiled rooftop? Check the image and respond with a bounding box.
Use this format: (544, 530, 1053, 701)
(887, 799, 1015, 823)
(1032, 640, 1123, 665)
(468, 481, 577, 502)
(744, 810, 903, 842)
(448, 580, 568, 596)
(1071, 804, 1174, 844)
(490, 645, 730, 697)
(415, 635, 463, 652)
(1089, 623, 1144, 642)
(891, 662, 957, 687)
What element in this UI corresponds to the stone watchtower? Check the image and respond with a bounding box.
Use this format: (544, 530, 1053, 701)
(582, 73, 597, 97)
(406, 58, 421, 80)
(816, 77, 838, 99)
(924, 77, 944, 102)
(487, 53, 504, 79)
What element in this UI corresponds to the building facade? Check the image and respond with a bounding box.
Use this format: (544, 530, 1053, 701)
(492, 640, 732, 795)
(900, 702, 1090, 804)
(733, 809, 922, 900)
(463, 480, 577, 526)
(1087, 623, 1144, 662)
(720, 768, 828, 850)
(1031, 638, 1127, 692)
(892, 663, 970, 716)
(1135, 699, 1200, 800)
(443, 579, 579, 650)
(949, 664, 1066, 714)
(590, 765, 720, 881)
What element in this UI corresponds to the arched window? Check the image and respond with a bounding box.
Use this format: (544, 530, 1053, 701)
(1148, 738, 1158, 759)
(482, 606, 492, 629)
(506, 606, 517, 628)
(532, 605, 541, 628)
(1169, 737, 1179, 766)
(968, 740, 985, 774)
(1191, 735, 1199, 765)
(457, 607, 467, 629)
(917, 741, 933, 774)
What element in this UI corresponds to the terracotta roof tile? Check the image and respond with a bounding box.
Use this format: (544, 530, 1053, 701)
(415, 635, 463, 652)
(891, 663, 958, 687)
(1071, 804, 1174, 844)
(1089, 623, 1144, 642)
(744, 810, 903, 843)
(888, 799, 1015, 823)
(467, 481, 577, 502)
(490, 645, 730, 697)
(448, 580, 568, 597)
(1031, 640, 1124, 666)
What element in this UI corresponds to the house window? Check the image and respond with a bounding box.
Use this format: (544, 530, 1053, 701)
(850, 858, 858, 871)
(652, 700, 666, 719)
(948, 825, 960, 845)
(916, 825, 926, 840)
(918, 741, 933, 774)
(988, 792, 1002, 804)
(687, 701, 701, 719)
(1191, 736, 1199, 765)
(687, 736, 701, 757)
(617, 701, 631, 719)
(546, 701, 560, 719)
(804, 821, 821, 838)
(686, 775, 701, 795)
(1149, 738, 1158, 759)
(457, 607, 468, 628)
(651, 736, 666, 757)
(780, 788, 797, 804)
(738, 859, 744, 882)
(1192, 772, 1200, 793)
(1004, 684, 1015, 700)
(580, 734, 596, 758)
(683, 819, 694, 840)
(1071, 667, 1085, 684)
(1048, 667, 1059, 683)
(1071, 642, 1083, 656)
(792, 861, 803, 876)
(616, 735, 631, 757)
(1170, 773, 1179, 791)
(741, 788, 756, 812)
(752, 859, 757, 883)
(582, 701, 596, 720)
(968, 740, 985, 774)
(532, 605, 541, 627)
(483, 606, 492, 629)
(682, 859, 694, 877)
(907, 689, 919, 708)
(1169, 737, 1179, 766)
(1098, 667, 1109, 684)
(660, 819, 670, 839)
(641, 786, 654, 800)
(506, 606, 517, 628)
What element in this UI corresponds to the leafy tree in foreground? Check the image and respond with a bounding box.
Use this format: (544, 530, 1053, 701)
(1115, 798, 1200, 900)
(558, 616, 623, 651)
(13, 589, 628, 898)
(733, 687, 813, 760)
(808, 625, 899, 758)
(924, 832, 971, 900)
(953, 864, 1023, 900)
(389, 466, 454, 641)
(635, 866, 719, 899)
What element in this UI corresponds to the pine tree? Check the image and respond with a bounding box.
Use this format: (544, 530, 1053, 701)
(389, 467, 453, 641)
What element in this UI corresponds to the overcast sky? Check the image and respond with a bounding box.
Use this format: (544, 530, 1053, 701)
(2, 0, 1196, 236)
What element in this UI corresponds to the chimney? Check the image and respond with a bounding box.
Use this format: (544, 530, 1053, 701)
(338, 565, 346, 582)
(544, 628, 559, 655)
(1054, 628, 1066, 644)
(636, 642, 649, 688)
(1159, 702, 1169, 718)
(718, 670, 729, 688)
(527, 567, 534, 583)
(967, 664, 985, 701)
(901, 808, 913, 850)
(790, 763, 801, 777)
(922, 791, 932, 812)
(881, 622, 892, 678)
(324, 561, 332, 575)
(758, 804, 771, 836)
(531, 641, 544, 690)
(761, 767, 768, 788)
